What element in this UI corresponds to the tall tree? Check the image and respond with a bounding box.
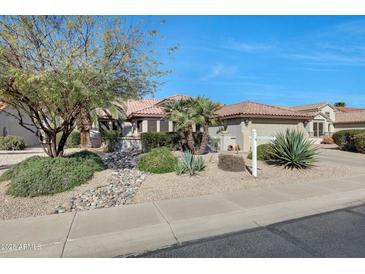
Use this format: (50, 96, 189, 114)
(334, 102, 346, 107)
(163, 99, 197, 153)
(192, 97, 221, 154)
(0, 16, 173, 157)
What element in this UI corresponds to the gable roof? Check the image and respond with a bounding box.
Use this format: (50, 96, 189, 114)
(217, 101, 313, 120)
(335, 111, 365, 124)
(291, 102, 331, 112)
(126, 94, 190, 119)
(335, 106, 365, 113)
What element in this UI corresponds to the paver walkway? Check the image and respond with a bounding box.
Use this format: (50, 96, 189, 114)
(1, 174, 365, 257)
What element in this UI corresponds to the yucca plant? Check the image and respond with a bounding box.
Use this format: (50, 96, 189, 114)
(176, 151, 206, 176)
(271, 129, 318, 169)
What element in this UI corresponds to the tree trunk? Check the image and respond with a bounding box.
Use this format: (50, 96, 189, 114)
(77, 108, 92, 148)
(185, 126, 195, 154)
(197, 124, 209, 155)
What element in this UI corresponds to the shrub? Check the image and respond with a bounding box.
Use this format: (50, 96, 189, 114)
(247, 143, 273, 160)
(321, 135, 335, 144)
(175, 151, 205, 176)
(0, 135, 26, 150)
(0, 151, 105, 197)
(137, 147, 177, 174)
(354, 132, 365, 153)
(102, 130, 119, 152)
(218, 154, 245, 172)
(271, 129, 318, 169)
(56, 130, 80, 148)
(141, 132, 174, 152)
(332, 129, 365, 151)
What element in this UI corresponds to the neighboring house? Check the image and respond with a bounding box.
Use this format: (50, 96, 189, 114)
(209, 101, 313, 152)
(119, 94, 191, 137)
(0, 101, 40, 146)
(290, 103, 337, 140)
(334, 110, 365, 131)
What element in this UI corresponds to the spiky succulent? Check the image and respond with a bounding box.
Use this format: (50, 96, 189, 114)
(270, 129, 318, 169)
(175, 151, 205, 176)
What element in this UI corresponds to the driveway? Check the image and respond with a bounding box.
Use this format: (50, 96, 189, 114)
(137, 204, 365, 258)
(318, 147, 365, 170)
(0, 147, 45, 175)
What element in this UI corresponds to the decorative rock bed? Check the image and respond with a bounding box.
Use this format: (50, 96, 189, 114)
(54, 148, 146, 214)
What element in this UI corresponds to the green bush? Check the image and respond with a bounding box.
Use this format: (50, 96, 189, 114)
(247, 143, 273, 160)
(102, 130, 119, 152)
(141, 132, 174, 152)
(137, 147, 177, 174)
(354, 132, 365, 153)
(271, 129, 318, 169)
(0, 151, 105, 197)
(332, 129, 365, 151)
(175, 151, 205, 176)
(0, 135, 26, 150)
(56, 130, 80, 148)
(141, 131, 203, 152)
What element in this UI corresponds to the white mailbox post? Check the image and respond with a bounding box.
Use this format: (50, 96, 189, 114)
(251, 129, 275, 177)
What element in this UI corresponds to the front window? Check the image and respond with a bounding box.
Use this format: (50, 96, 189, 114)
(136, 120, 143, 132)
(147, 120, 157, 132)
(313, 122, 324, 137)
(160, 120, 169, 132)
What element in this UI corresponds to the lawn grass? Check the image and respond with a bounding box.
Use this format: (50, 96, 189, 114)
(0, 151, 105, 197)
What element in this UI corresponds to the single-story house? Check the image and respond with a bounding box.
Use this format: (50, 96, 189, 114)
(119, 94, 193, 137)
(289, 102, 365, 136)
(208, 101, 314, 152)
(0, 101, 40, 146)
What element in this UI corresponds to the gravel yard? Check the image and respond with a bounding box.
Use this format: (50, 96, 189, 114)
(132, 152, 365, 203)
(0, 148, 146, 220)
(1, 147, 365, 220)
(0, 169, 113, 220)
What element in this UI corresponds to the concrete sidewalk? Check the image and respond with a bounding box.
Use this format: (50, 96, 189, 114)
(1, 174, 365, 257)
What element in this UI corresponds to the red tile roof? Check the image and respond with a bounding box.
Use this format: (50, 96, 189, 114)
(335, 111, 365, 124)
(335, 106, 365, 113)
(217, 101, 314, 119)
(126, 95, 190, 118)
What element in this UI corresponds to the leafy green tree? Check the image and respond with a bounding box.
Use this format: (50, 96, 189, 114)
(163, 99, 197, 153)
(192, 97, 221, 154)
(334, 102, 346, 107)
(0, 16, 173, 157)
(163, 97, 221, 154)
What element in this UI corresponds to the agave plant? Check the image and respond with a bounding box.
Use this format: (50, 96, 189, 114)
(271, 129, 318, 169)
(176, 151, 206, 176)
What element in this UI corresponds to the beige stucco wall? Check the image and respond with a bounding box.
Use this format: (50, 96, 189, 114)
(209, 117, 307, 152)
(0, 108, 40, 146)
(320, 105, 336, 121)
(334, 123, 365, 131)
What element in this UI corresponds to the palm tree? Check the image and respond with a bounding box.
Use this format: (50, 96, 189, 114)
(76, 107, 92, 148)
(192, 97, 222, 154)
(163, 99, 197, 153)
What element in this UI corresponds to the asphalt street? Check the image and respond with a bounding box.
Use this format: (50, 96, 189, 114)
(135, 204, 365, 258)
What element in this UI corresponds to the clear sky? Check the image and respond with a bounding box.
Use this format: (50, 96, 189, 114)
(147, 16, 365, 107)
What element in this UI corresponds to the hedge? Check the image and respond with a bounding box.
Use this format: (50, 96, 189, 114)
(333, 129, 365, 151)
(141, 132, 203, 152)
(0, 135, 26, 150)
(354, 132, 365, 154)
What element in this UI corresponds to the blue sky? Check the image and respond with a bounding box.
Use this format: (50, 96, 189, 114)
(147, 16, 365, 107)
